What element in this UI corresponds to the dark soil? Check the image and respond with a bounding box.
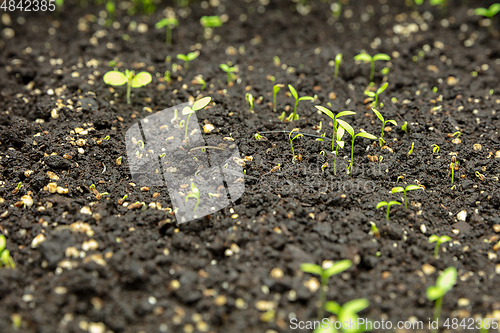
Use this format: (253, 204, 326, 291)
(1, 0, 500, 332)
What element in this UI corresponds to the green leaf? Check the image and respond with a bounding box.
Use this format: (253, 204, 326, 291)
(429, 235, 439, 243)
(372, 108, 384, 123)
(182, 106, 194, 115)
(355, 132, 378, 140)
(298, 96, 314, 102)
(336, 141, 345, 149)
(475, 8, 489, 16)
(187, 52, 199, 61)
(273, 85, 281, 94)
(354, 53, 372, 62)
(324, 301, 342, 315)
(388, 201, 401, 206)
(190, 183, 199, 194)
(391, 187, 404, 194)
(336, 119, 354, 137)
(300, 263, 323, 276)
(220, 64, 229, 72)
(335, 53, 342, 63)
(193, 96, 211, 111)
(342, 298, 369, 314)
(288, 84, 298, 100)
(131, 72, 152, 88)
(177, 54, 187, 61)
(426, 286, 445, 301)
(365, 91, 375, 97)
(386, 119, 398, 126)
(336, 111, 356, 118)
(324, 260, 352, 278)
(155, 18, 168, 29)
(377, 82, 388, 94)
(376, 201, 388, 209)
(440, 235, 452, 243)
(437, 267, 457, 291)
(490, 4, 500, 16)
(103, 71, 127, 86)
(0, 235, 5, 252)
(336, 126, 345, 140)
(373, 53, 391, 62)
(315, 106, 335, 120)
(405, 184, 423, 192)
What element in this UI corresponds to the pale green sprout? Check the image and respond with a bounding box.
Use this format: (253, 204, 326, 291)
(371, 108, 397, 146)
(254, 133, 263, 141)
(193, 75, 206, 91)
(103, 70, 152, 105)
(337, 120, 377, 177)
(427, 267, 457, 333)
(376, 201, 401, 220)
(164, 70, 172, 85)
(182, 97, 212, 142)
(353, 53, 391, 82)
(432, 86, 438, 93)
(287, 84, 314, 121)
(402, 121, 408, 133)
(11, 313, 22, 330)
(364, 82, 388, 108)
(106, 0, 115, 22)
(432, 144, 440, 154)
(0, 235, 15, 269)
(289, 129, 303, 162)
(200, 15, 222, 39)
(476, 4, 500, 33)
(245, 93, 254, 111)
(430, 0, 448, 16)
(272, 84, 282, 112)
(408, 142, 414, 155)
(300, 260, 352, 320)
(273, 56, 281, 67)
(185, 183, 200, 212)
(391, 184, 423, 209)
(155, 17, 179, 45)
(176, 52, 199, 71)
(450, 157, 459, 184)
(220, 64, 237, 85)
(324, 299, 371, 333)
(334, 53, 342, 78)
(429, 235, 452, 258)
(369, 222, 380, 238)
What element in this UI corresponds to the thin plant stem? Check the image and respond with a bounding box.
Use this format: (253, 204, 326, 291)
(434, 243, 439, 258)
(370, 60, 375, 82)
(432, 297, 443, 333)
(167, 27, 172, 45)
(350, 136, 355, 177)
(334, 62, 339, 78)
(184, 113, 192, 142)
(293, 100, 299, 118)
(386, 206, 390, 220)
(404, 191, 408, 209)
(334, 143, 340, 175)
(126, 81, 131, 105)
(317, 276, 328, 320)
(273, 94, 277, 112)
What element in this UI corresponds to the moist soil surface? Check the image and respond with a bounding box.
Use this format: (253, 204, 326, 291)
(1, 0, 500, 332)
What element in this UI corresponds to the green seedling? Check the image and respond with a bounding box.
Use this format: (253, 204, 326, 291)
(450, 156, 459, 184)
(430, 0, 447, 15)
(315, 106, 355, 174)
(245, 93, 254, 111)
(408, 142, 414, 155)
(391, 184, 423, 209)
(289, 129, 303, 162)
(254, 133, 263, 140)
(369, 222, 380, 238)
(220, 64, 237, 85)
(287, 84, 314, 121)
(106, 0, 115, 23)
(364, 82, 388, 108)
(200, 15, 222, 39)
(273, 56, 281, 67)
(429, 235, 452, 258)
(402, 121, 408, 133)
(182, 97, 211, 142)
(432, 144, 440, 154)
(272, 84, 282, 112)
(353, 52, 391, 82)
(300, 260, 352, 320)
(185, 183, 200, 212)
(427, 267, 457, 333)
(381, 67, 390, 76)
(334, 53, 342, 78)
(0, 235, 15, 269)
(155, 17, 179, 45)
(103, 70, 152, 105)
(337, 120, 377, 177)
(371, 108, 397, 146)
(324, 299, 371, 333)
(164, 70, 172, 85)
(376, 201, 401, 220)
(193, 75, 206, 90)
(176, 52, 198, 71)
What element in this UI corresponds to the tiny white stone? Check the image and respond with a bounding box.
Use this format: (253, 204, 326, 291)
(457, 210, 467, 221)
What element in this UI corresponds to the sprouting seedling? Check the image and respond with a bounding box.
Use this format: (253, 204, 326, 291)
(371, 108, 397, 146)
(401, 121, 408, 133)
(185, 183, 200, 212)
(334, 53, 342, 78)
(176, 52, 199, 71)
(12, 181, 22, 194)
(245, 93, 254, 111)
(254, 133, 263, 140)
(429, 235, 452, 258)
(0, 235, 15, 269)
(337, 120, 377, 177)
(220, 64, 237, 85)
(364, 82, 388, 108)
(391, 184, 423, 209)
(103, 70, 152, 105)
(106, 0, 115, 22)
(200, 15, 222, 39)
(450, 156, 459, 184)
(155, 17, 178, 45)
(408, 142, 415, 155)
(286, 84, 314, 121)
(164, 70, 172, 85)
(432, 144, 440, 154)
(181, 97, 211, 142)
(300, 260, 352, 320)
(430, 0, 448, 16)
(427, 267, 457, 333)
(289, 129, 303, 162)
(272, 84, 283, 112)
(376, 201, 401, 220)
(324, 299, 371, 333)
(353, 52, 391, 82)
(193, 75, 206, 90)
(369, 222, 380, 238)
